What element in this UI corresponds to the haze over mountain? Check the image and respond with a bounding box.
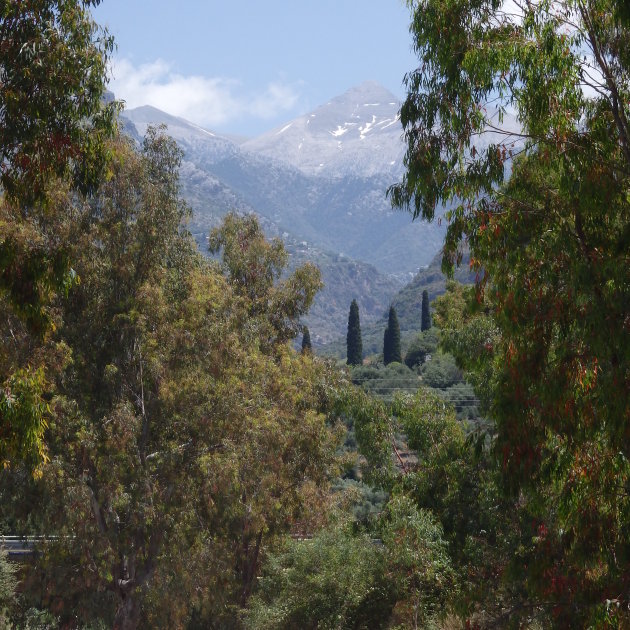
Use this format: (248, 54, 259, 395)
(243, 81, 405, 178)
(121, 81, 450, 342)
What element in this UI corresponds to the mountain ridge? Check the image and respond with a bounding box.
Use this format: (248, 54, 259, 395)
(120, 81, 448, 342)
(242, 80, 405, 178)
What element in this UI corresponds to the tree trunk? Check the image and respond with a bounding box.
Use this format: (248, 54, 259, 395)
(113, 593, 141, 630)
(239, 529, 263, 607)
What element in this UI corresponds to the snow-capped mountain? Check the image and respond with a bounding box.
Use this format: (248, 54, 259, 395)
(122, 83, 445, 281)
(119, 82, 450, 342)
(124, 105, 240, 162)
(243, 81, 405, 178)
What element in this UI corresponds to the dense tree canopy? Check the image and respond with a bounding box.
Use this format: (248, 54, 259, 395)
(3, 0, 630, 627)
(391, 0, 630, 259)
(0, 0, 116, 202)
(404, 327, 438, 370)
(0, 133, 345, 629)
(392, 0, 630, 623)
(0, 0, 117, 326)
(245, 524, 396, 630)
(0, 0, 118, 470)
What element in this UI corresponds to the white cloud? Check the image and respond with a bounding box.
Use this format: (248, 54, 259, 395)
(250, 82, 301, 119)
(106, 58, 303, 129)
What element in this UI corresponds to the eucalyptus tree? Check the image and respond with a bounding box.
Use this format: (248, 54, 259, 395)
(0, 0, 117, 468)
(391, 0, 630, 623)
(16, 134, 342, 628)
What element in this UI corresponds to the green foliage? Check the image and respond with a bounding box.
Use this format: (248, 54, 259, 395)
(420, 352, 462, 390)
(432, 281, 470, 332)
(0, 548, 17, 626)
(389, 0, 630, 268)
(346, 299, 363, 366)
(392, 0, 630, 621)
(380, 495, 455, 629)
(0, 0, 118, 325)
(0, 201, 77, 336)
(24, 130, 196, 627)
(1, 133, 344, 628)
(0, 367, 48, 469)
(16, 608, 59, 630)
(390, 252, 474, 334)
(420, 289, 431, 331)
(285, 252, 399, 347)
(343, 386, 468, 519)
(348, 387, 541, 626)
(351, 363, 419, 401)
(432, 282, 498, 412)
(341, 388, 468, 621)
(0, 0, 118, 471)
(330, 478, 388, 526)
(244, 525, 396, 630)
(245, 483, 455, 630)
(404, 327, 439, 369)
(383, 306, 401, 365)
(0, 0, 117, 203)
(0, 192, 82, 487)
(209, 212, 322, 349)
(332, 386, 394, 490)
(391, 389, 465, 475)
(438, 381, 479, 422)
(321, 252, 475, 361)
(435, 155, 630, 623)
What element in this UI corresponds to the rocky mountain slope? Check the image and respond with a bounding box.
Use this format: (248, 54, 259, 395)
(322, 251, 476, 358)
(120, 82, 451, 342)
(242, 81, 405, 179)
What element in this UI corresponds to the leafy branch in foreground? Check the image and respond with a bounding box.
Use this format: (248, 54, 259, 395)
(0, 0, 118, 470)
(391, 1, 630, 623)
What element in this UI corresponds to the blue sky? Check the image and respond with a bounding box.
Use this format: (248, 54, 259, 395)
(91, 0, 418, 136)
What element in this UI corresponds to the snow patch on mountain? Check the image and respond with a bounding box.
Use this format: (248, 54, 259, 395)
(242, 81, 406, 178)
(330, 126, 348, 137)
(277, 122, 293, 135)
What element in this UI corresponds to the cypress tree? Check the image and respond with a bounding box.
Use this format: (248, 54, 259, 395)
(383, 306, 402, 365)
(421, 290, 431, 331)
(301, 326, 312, 354)
(383, 326, 391, 364)
(346, 299, 363, 366)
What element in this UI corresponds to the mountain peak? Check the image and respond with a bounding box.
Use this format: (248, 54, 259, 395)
(333, 81, 400, 106)
(124, 105, 190, 127)
(243, 82, 405, 178)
